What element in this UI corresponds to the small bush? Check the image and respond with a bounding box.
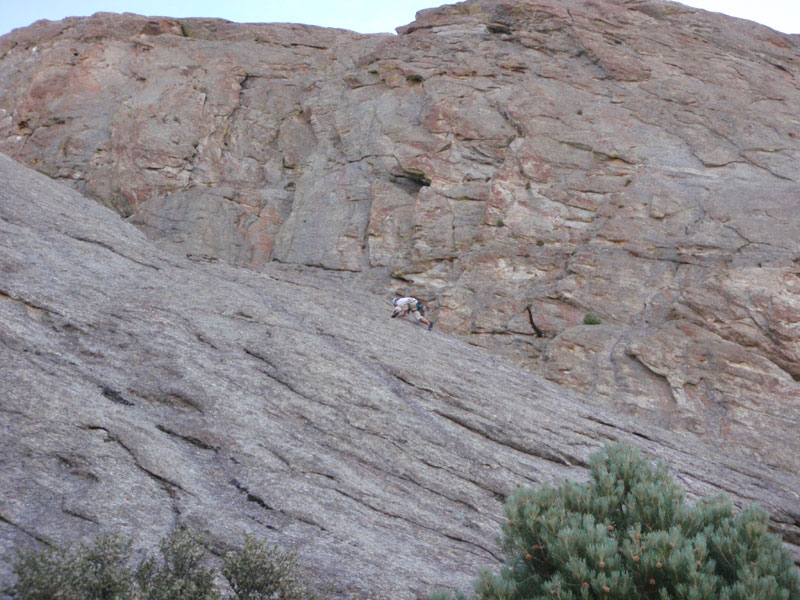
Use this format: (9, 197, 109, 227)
(583, 313, 602, 325)
(496, 218, 505, 227)
(136, 528, 219, 600)
(7, 544, 80, 600)
(429, 590, 469, 600)
(7, 532, 136, 600)
(430, 442, 800, 600)
(8, 528, 324, 600)
(223, 536, 316, 600)
(80, 533, 138, 599)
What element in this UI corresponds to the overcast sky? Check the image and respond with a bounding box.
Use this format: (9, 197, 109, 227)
(1, 0, 798, 38)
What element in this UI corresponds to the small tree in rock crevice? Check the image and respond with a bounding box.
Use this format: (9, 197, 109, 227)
(432, 442, 800, 600)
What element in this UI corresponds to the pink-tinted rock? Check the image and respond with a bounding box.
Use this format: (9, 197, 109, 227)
(2, 0, 799, 473)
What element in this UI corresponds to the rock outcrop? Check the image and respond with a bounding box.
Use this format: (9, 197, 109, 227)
(2, 3, 799, 473)
(1, 152, 798, 598)
(1, 0, 799, 580)
(2, 1, 800, 470)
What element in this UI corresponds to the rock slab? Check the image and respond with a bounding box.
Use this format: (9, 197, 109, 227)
(0, 153, 798, 597)
(1, 1, 799, 470)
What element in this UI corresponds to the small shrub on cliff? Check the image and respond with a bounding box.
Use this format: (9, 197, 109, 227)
(583, 313, 601, 325)
(80, 533, 138, 599)
(222, 535, 317, 600)
(136, 528, 219, 600)
(431, 442, 800, 600)
(8, 544, 82, 600)
(7, 532, 136, 600)
(8, 528, 325, 600)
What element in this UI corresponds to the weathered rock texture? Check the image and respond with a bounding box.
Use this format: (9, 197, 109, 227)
(0, 0, 799, 506)
(1, 153, 798, 598)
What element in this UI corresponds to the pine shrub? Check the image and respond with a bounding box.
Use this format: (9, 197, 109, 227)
(433, 442, 800, 600)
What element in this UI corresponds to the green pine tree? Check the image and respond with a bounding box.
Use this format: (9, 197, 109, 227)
(432, 442, 800, 600)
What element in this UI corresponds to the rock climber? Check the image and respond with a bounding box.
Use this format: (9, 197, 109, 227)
(391, 296, 433, 330)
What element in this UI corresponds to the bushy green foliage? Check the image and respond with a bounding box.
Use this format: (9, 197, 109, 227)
(433, 442, 800, 600)
(7, 528, 323, 600)
(583, 313, 602, 325)
(222, 535, 316, 599)
(80, 533, 138, 599)
(7, 532, 136, 600)
(429, 591, 469, 600)
(136, 528, 219, 600)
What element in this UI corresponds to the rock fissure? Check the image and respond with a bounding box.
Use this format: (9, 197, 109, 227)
(433, 409, 580, 468)
(91, 426, 190, 506)
(243, 347, 307, 393)
(61, 506, 100, 525)
(64, 233, 161, 270)
(329, 485, 501, 561)
(230, 475, 331, 532)
(0, 289, 62, 318)
(155, 424, 219, 451)
(229, 478, 274, 511)
(0, 514, 51, 546)
(101, 386, 134, 406)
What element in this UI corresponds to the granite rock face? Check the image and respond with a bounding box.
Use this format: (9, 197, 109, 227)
(1, 1, 799, 479)
(1, 152, 798, 598)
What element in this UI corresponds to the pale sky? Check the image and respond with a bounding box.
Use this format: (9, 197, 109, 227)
(1, 0, 798, 38)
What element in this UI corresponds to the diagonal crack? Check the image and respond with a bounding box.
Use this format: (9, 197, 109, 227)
(434, 409, 586, 468)
(329, 486, 502, 562)
(156, 424, 218, 451)
(0, 514, 52, 546)
(229, 478, 328, 531)
(65, 233, 161, 270)
(79, 425, 188, 504)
